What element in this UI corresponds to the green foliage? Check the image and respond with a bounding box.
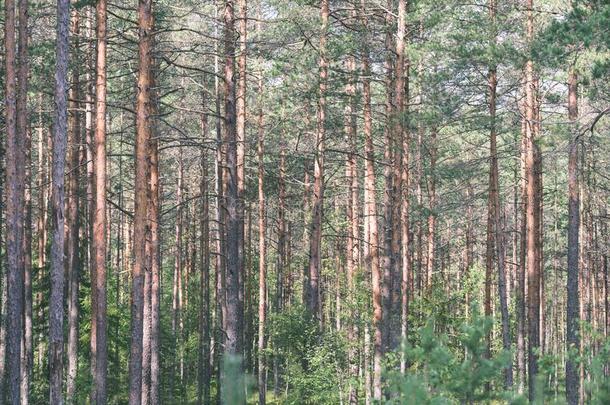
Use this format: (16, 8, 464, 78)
(386, 304, 512, 404)
(270, 306, 348, 404)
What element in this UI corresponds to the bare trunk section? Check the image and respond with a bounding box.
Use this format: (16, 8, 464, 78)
(381, 0, 394, 355)
(86, 5, 97, 400)
(525, 1, 541, 398)
(487, 26, 512, 386)
(236, 0, 247, 348)
(393, 0, 410, 373)
(565, 70, 580, 405)
(213, 17, 226, 400)
(257, 62, 267, 405)
(306, 0, 329, 324)
(0, 80, 6, 405)
(344, 16, 359, 400)
(49, 0, 70, 402)
(517, 105, 527, 393)
(149, 104, 161, 405)
(93, 0, 109, 403)
(4, 0, 20, 400)
(129, 1, 154, 403)
(197, 86, 212, 405)
(5, 0, 25, 403)
(36, 96, 49, 372)
(171, 147, 184, 400)
(66, 10, 81, 403)
(222, 1, 245, 401)
(17, 0, 32, 402)
(359, 0, 382, 398)
(426, 128, 437, 289)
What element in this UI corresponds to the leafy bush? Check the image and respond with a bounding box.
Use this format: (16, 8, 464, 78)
(270, 306, 348, 404)
(386, 304, 513, 404)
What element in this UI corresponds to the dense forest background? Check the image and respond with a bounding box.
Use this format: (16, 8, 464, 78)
(1, 0, 610, 404)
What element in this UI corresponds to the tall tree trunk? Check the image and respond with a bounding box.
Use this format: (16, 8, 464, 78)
(66, 10, 81, 403)
(388, 0, 406, 351)
(222, 1, 244, 401)
(85, 6, 97, 401)
(524, 0, 541, 399)
(486, 0, 512, 387)
(416, 124, 424, 295)
(149, 102, 161, 405)
(213, 17, 225, 400)
(381, 0, 394, 355)
(129, 0, 154, 403)
(197, 86, 211, 405)
(0, 258, 7, 404)
(17, 0, 32, 402)
(359, 0, 382, 398)
(426, 128, 437, 289)
(565, 69, 580, 405)
(275, 130, 286, 394)
(142, 208, 152, 405)
(0, 70, 5, 405)
(344, 13, 359, 400)
(393, 0, 410, 373)
(35, 96, 48, 372)
(236, 0, 247, 348)
(491, 71, 514, 386)
(517, 105, 527, 393)
(4, 0, 25, 402)
(49, 0, 70, 402)
(93, 0, 109, 403)
(306, 0, 329, 324)
(171, 147, 184, 400)
(257, 62, 267, 405)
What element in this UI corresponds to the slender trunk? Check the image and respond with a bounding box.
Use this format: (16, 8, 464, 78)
(66, 10, 81, 403)
(488, 36, 512, 387)
(222, 1, 244, 400)
(197, 87, 211, 405)
(426, 128, 437, 288)
(566, 70, 580, 405)
(17, 0, 32, 402)
(236, 0, 247, 348)
(387, 0, 406, 351)
(49, 0, 70, 402)
(85, 6, 97, 400)
(4, 0, 25, 402)
(302, 169, 311, 305)
(213, 18, 225, 401)
(36, 97, 49, 371)
(416, 126, 423, 295)
(359, 0, 381, 398)
(0, 76, 5, 405)
(275, 132, 286, 393)
(517, 106, 527, 393)
(142, 213, 152, 405)
(393, 0, 410, 373)
(525, 1, 541, 398)
(257, 64, 267, 405)
(149, 103, 161, 405)
(171, 147, 184, 399)
(381, 0, 394, 355)
(344, 18, 359, 400)
(144, 63, 161, 405)
(0, 263, 7, 403)
(463, 184, 473, 314)
(306, 0, 329, 324)
(485, 179, 494, 351)
(129, 0, 154, 402)
(93, 0, 109, 402)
